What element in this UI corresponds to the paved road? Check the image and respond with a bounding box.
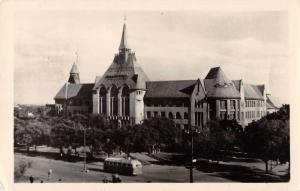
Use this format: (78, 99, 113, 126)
(15, 153, 229, 183)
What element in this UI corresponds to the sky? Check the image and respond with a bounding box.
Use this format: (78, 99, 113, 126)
(14, 10, 289, 104)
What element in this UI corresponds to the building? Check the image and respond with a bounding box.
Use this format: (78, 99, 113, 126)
(266, 94, 283, 114)
(54, 22, 269, 128)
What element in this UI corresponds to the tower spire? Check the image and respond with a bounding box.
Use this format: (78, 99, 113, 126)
(119, 17, 130, 51)
(68, 52, 80, 84)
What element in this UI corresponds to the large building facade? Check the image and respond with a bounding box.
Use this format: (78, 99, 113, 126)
(54, 23, 268, 128)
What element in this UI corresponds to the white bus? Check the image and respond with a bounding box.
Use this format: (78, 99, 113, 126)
(103, 157, 143, 176)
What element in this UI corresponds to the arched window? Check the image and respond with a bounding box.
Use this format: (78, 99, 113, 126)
(121, 85, 130, 116)
(176, 112, 181, 119)
(110, 85, 118, 116)
(184, 112, 188, 119)
(99, 86, 107, 114)
(168, 112, 173, 119)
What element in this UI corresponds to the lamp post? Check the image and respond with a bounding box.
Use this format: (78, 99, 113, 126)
(184, 126, 201, 183)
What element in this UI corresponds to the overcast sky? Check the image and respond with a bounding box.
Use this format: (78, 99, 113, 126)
(14, 10, 289, 104)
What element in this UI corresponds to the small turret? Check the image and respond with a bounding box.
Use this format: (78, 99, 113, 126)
(68, 62, 80, 84)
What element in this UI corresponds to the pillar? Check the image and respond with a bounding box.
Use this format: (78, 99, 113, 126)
(118, 92, 122, 116)
(106, 89, 111, 116)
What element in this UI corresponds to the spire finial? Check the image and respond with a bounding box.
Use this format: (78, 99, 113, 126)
(75, 51, 78, 64)
(119, 18, 130, 50)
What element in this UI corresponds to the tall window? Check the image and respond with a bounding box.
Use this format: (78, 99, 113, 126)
(110, 85, 118, 116)
(220, 111, 226, 120)
(230, 100, 235, 109)
(220, 100, 227, 110)
(99, 87, 107, 114)
(168, 112, 173, 119)
(122, 86, 130, 116)
(176, 112, 181, 119)
(184, 112, 188, 119)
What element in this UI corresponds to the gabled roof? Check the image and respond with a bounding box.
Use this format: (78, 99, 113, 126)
(244, 83, 264, 100)
(93, 52, 149, 90)
(54, 83, 94, 100)
(145, 80, 197, 98)
(266, 94, 282, 109)
(204, 67, 240, 99)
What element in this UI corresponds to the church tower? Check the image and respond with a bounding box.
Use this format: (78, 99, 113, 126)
(68, 60, 80, 84)
(93, 20, 150, 125)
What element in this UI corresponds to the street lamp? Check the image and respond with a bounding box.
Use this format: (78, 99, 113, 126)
(184, 126, 201, 183)
(78, 123, 91, 173)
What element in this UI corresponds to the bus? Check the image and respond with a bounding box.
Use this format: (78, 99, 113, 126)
(103, 157, 143, 176)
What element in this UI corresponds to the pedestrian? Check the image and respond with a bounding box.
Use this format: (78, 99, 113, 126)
(48, 169, 52, 179)
(29, 176, 34, 183)
(40, 180, 44, 183)
(102, 176, 108, 183)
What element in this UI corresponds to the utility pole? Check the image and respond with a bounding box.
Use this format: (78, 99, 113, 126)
(184, 126, 200, 183)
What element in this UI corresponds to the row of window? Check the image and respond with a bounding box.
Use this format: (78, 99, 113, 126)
(245, 100, 265, 108)
(145, 103, 189, 107)
(220, 100, 240, 110)
(146, 111, 189, 120)
(195, 112, 204, 126)
(195, 100, 203, 108)
(245, 110, 265, 119)
(219, 111, 239, 120)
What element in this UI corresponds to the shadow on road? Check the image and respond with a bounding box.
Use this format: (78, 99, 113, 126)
(195, 162, 289, 182)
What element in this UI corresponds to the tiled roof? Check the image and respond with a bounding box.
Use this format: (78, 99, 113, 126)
(54, 83, 94, 100)
(244, 83, 264, 100)
(232, 80, 242, 92)
(204, 67, 240, 99)
(145, 80, 197, 98)
(93, 52, 149, 90)
(266, 94, 282, 109)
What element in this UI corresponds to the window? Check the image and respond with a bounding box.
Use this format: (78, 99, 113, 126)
(168, 112, 173, 119)
(154, 112, 158, 118)
(220, 100, 227, 110)
(176, 112, 181, 119)
(230, 100, 235, 109)
(184, 112, 188, 119)
(147, 111, 151, 118)
(161, 112, 166, 118)
(229, 111, 235, 120)
(220, 111, 226, 120)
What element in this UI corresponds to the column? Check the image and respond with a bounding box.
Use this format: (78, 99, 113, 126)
(92, 89, 100, 114)
(106, 90, 111, 116)
(215, 100, 220, 119)
(118, 92, 122, 116)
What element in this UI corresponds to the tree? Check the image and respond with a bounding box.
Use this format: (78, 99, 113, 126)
(244, 118, 289, 173)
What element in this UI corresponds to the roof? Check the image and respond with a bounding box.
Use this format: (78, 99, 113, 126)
(119, 23, 130, 50)
(145, 80, 197, 98)
(70, 63, 79, 73)
(54, 83, 94, 100)
(266, 94, 282, 109)
(204, 67, 240, 98)
(232, 80, 242, 92)
(244, 83, 264, 100)
(93, 52, 149, 90)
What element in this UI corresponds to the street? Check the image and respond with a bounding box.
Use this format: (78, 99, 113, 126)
(15, 152, 289, 183)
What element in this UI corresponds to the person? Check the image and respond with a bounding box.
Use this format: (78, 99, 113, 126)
(48, 169, 52, 179)
(40, 180, 44, 183)
(102, 176, 108, 183)
(29, 176, 34, 183)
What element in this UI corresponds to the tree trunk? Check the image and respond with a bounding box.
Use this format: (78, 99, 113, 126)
(265, 160, 268, 173)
